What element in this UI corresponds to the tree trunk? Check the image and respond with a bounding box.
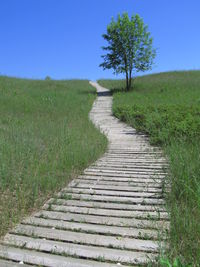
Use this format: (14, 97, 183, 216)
(125, 71, 129, 91)
(128, 70, 132, 90)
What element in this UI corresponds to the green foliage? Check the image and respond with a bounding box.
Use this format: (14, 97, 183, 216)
(160, 257, 192, 267)
(100, 13, 156, 90)
(99, 71, 200, 265)
(113, 104, 200, 145)
(0, 77, 107, 237)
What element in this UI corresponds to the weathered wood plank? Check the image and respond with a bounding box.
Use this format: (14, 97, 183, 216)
(58, 192, 165, 205)
(89, 165, 167, 172)
(0, 259, 32, 267)
(35, 210, 169, 229)
(43, 203, 168, 220)
(0, 245, 123, 267)
(3, 234, 157, 265)
(47, 198, 166, 211)
(10, 225, 160, 252)
(85, 168, 166, 175)
(23, 217, 162, 239)
(72, 178, 163, 188)
(69, 181, 162, 192)
(62, 187, 162, 198)
(78, 174, 164, 183)
(82, 172, 165, 179)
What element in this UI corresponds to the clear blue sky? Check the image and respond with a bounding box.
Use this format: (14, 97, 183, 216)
(1, 0, 200, 80)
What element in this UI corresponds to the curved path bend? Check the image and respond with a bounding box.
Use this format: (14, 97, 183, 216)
(0, 82, 169, 267)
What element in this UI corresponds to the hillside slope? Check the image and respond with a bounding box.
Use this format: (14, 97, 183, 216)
(0, 77, 107, 237)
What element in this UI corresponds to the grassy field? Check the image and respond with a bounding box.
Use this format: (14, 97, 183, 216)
(0, 77, 107, 237)
(99, 71, 200, 266)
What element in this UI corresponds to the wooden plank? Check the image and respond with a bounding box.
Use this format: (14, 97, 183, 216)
(82, 172, 165, 179)
(79, 175, 164, 183)
(103, 153, 163, 156)
(102, 155, 165, 160)
(23, 217, 162, 239)
(0, 259, 31, 267)
(69, 181, 162, 192)
(43, 204, 168, 220)
(36, 210, 169, 229)
(94, 162, 168, 168)
(0, 245, 122, 267)
(98, 159, 167, 164)
(85, 168, 166, 175)
(48, 198, 166, 212)
(10, 225, 160, 252)
(58, 192, 165, 205)
(91, 164, 167, 171)
(104, 150, 163, 154)
(73, 178, 163, 188)
(3, 234, 156, 265)
(63, 187, 162, 198)
(100, 158, 166, 163)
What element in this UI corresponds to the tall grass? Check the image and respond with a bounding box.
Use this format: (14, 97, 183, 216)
(0, 77, 107, 237)
(99, 71, 200, 266)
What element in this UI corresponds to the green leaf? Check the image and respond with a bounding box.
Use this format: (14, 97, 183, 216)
(160, 258, 172, 267)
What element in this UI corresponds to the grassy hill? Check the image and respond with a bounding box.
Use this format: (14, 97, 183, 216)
(99, 71, 200, 265)
(0, 77, 107, 237)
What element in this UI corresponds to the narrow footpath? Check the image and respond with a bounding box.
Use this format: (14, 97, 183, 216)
(0, 82, 169, 267)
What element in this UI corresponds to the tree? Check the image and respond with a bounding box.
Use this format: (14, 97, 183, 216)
(100, 13, 156, 91)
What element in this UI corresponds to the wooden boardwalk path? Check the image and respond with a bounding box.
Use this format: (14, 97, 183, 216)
(0, 82, 169, 266)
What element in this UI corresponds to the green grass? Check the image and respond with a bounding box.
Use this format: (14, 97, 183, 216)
(0, 76, 107, 237)
(99, 71, 200, 266)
